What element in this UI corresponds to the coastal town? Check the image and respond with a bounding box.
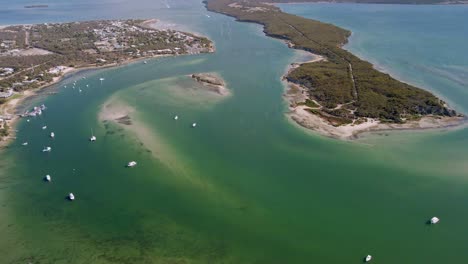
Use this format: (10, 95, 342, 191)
(0, 19, 214, 141)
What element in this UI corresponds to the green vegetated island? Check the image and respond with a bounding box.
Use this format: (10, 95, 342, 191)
(205, 0, 465, 139)
(0, 19, 213, 142)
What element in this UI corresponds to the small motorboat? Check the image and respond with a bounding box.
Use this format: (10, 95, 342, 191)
(50, 132, 55, 138)
(365, 255, 372, 262)
(99, 77, 105, 81)
(174, 115, 179, 120)
(27, 119, 30, 122)
(127, 161, 137, 167)
(430, 217, 440, 225)
(42, 146, 52, 152)
(192, 122, 197, 128)
(144, 61, 148, 64)
(86, 84, 89, 87)
(22, 142, 28, 146)
(90, 129, 96, 142)
(68, 193, 75, 201)
(45, 175, 51, 182)
(42, 125, 47, 130)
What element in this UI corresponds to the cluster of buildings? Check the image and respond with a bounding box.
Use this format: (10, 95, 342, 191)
(0, 88, 13, 98)
(0, 40, 16, 50)
(89, 20, 198, 55)
(0, 67, 14, 77)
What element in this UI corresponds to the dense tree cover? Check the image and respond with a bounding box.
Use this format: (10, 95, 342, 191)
(205, 0, 457, 123)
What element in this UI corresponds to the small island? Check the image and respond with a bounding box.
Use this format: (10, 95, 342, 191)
(0, 19, 214, 142)
(205, 0, 465, 139)
(190, 73, 229, 96)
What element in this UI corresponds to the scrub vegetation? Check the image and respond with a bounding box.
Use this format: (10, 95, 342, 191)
(205, 0, 458, 125)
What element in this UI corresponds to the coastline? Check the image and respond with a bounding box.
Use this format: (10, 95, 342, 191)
(0, 19, 215, 147)
(282, 53, 466, 140)
(205, 0, 465, 141)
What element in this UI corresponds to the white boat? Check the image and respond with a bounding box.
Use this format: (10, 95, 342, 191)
(42, 125, 47, 130)
(144, 61, 147, 64)
(22, 142, 28, 146)
(79, 89, 82, 93)
(365, 255, 372, 262)
(99, 77, 105, 81)
(42, 146, 51, 152)
(174, 115, 179, 120)
(68, 193, 75, 201)
(192, 122, 197, 128)
(86, 84, 89, 87)
(27, 119, 30, 122)
(45, 174, 51, 182)
(90, 129, 96, 141)
(127, 161, 137, 167)
(430, 216, 440, 224)
(50, 132, 55, 138)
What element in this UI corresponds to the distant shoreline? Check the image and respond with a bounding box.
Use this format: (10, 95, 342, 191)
(24, 5, 49, 9)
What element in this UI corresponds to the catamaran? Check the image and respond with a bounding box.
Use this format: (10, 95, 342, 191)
(430, 216, 440, 224)
(68, 193, 75, 201)
(42, 146, 51, 152)
(365, 255, 372, 262)
(45, 175, 51, 182)
(127, 161, 137, 167)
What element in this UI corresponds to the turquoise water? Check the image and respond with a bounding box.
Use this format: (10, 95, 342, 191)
(1, 1, 468, 263)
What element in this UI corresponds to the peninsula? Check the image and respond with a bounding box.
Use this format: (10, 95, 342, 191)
(0, 19, 214, 142)
(205, 0, 464, 139)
